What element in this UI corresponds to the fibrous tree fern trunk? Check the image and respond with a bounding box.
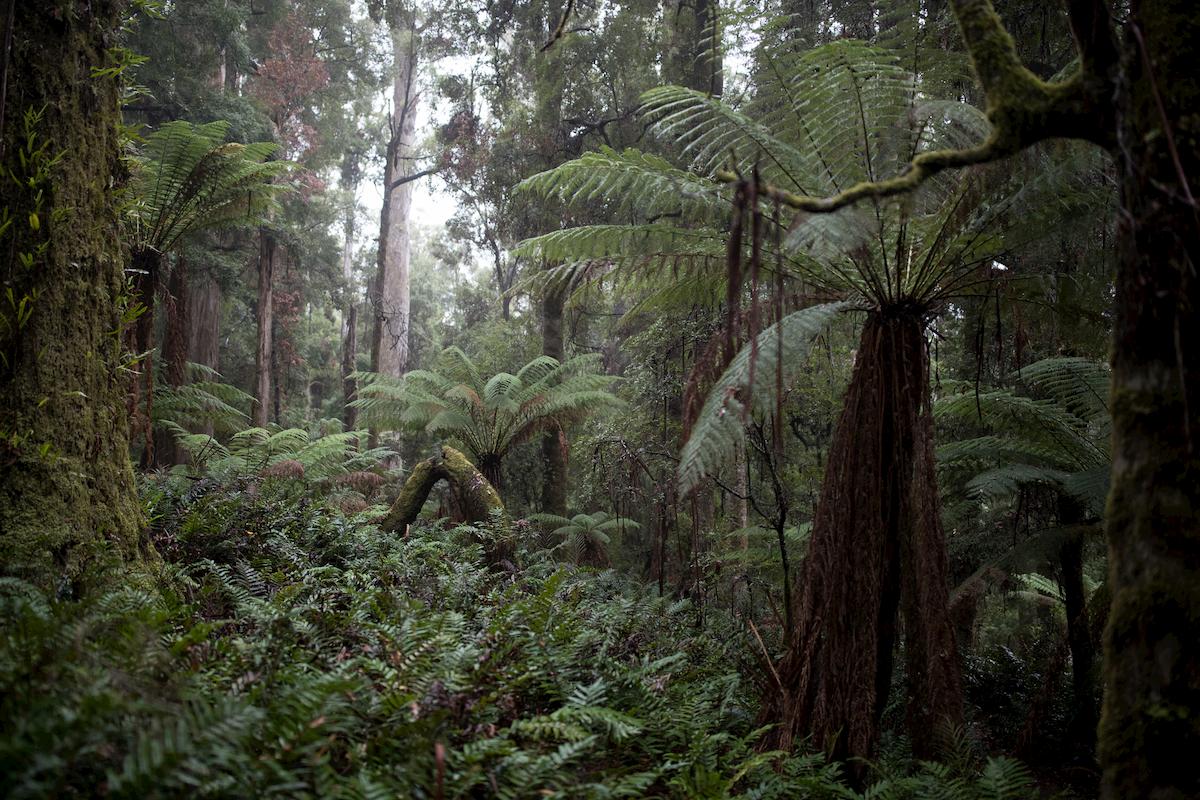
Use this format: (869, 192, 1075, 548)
(0, 0, 145, 591)
(762, 309, 961, 770)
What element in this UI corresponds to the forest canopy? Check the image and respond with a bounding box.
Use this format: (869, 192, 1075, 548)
(1, 1, 1197, 798)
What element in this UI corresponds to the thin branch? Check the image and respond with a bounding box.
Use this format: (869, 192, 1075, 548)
(541, 0, 576, 52)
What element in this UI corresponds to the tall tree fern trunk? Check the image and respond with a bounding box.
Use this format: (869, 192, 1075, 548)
(1099, 3, 1200, 795)
(341, 161, 359, 432)
(763, 309, 960, 771)
(0, 0, 145, 591)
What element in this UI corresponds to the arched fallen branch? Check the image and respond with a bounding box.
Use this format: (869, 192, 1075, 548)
(381, 445, 505, 533)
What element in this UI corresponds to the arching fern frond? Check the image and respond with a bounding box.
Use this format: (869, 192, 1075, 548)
(678, 301, 849, 495)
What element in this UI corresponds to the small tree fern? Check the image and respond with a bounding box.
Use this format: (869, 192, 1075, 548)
(353, 348, 622, 490)
(529, 511, 641, 568)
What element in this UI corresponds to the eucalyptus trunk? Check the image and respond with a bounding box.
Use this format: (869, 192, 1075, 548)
(371, 24, 418, 381)
(0, 0, 144, 591)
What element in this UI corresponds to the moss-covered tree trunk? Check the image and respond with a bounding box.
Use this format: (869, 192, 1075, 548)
(1099, 3, 1200, 796)
(762, 310, 961, 772)
(0, 0, 145, 591)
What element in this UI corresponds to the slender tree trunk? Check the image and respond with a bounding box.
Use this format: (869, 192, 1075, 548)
(253, 230, 276, 427)
(1059, 528, 1097, 751)
(341, 173, 359, 431)
(187, 269, 221, 435)
(762, 310, 961, 773)
(1099, 4, 1200, 796)
(0, 0, 145, 591)
(342, 304, 358, 430)
(158, 256, 190, 465)
(540, 283, 568, 515)
(131, 247, 161, 467)
(371, 23, 418, 381)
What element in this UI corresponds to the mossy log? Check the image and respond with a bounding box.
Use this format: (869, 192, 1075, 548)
(380, 446, 505, 534)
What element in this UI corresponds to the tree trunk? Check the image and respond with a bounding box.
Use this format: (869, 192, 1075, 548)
(130, 247, 161, 467)
(157, 256, 190, 465)
(900, 395, 964, 759)
(253, 229, 275, 427)
(371, 23, 418, 381)
(761, 310, 961, 772)
(340, 170, 358, 431)
(342, 304, 358, 430)
(661, 0, 723, 94)
(187, 269, 221, 436)
(1059, 528, 1097, 752)
(0, 0, 145, 592)
(380, 446, 507, 560)
(1099, 4, 1200, 796)
(540, 283, 568, 515)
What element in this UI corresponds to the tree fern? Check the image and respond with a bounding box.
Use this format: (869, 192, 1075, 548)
(678, 301, 848, 494)
(354, 349, 622, 486)
(129, 120, 292, 254)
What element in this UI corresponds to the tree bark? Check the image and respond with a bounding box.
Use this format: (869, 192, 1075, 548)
(1099, 3, 1200, 796)
(130, 246, 161, 467)
(661, 0, 724, 94)
(371, 23, 418, 381)
(341, 163, 359, 431)
(540, 283, 568, 515)
(0, 0, 145, 592)
(253, 229, 276, 427)
(157, 256, 190, 465)
(761, 310, 961, 773)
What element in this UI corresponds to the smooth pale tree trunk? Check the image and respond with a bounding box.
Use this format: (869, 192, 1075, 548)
(371, 24, 418, 381)
(253, 230, 276, 427)
(0, 0, 145, 592)
(1099, 3, 1200, 796)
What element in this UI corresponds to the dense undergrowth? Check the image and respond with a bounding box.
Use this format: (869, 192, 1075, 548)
(0, 477, 1034, 799)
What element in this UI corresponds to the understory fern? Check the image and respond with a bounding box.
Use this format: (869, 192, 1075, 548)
(0, 481, 1035, 799)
